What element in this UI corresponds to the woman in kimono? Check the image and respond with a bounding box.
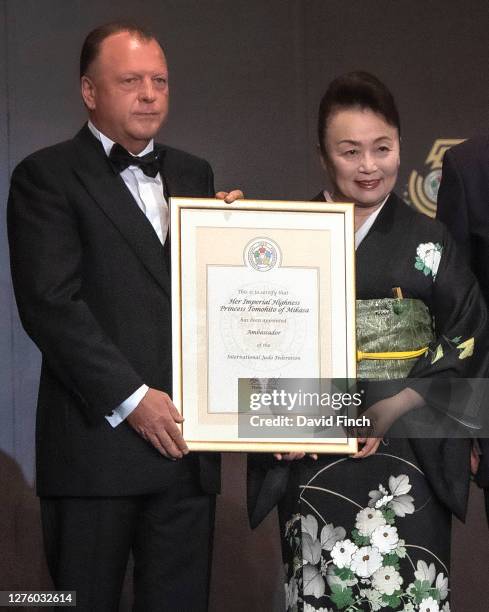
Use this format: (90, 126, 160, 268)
(248, 72, 488, 612)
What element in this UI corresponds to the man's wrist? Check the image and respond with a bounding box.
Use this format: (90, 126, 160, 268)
(105, 384, 149, 427)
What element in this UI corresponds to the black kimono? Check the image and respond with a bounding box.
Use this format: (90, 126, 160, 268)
(248, 193, 488, 612)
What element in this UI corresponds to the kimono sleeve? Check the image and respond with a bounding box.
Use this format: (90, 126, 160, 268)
(407, 226, 489, 427)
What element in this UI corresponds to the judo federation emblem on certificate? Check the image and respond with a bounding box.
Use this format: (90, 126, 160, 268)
(244, 238, 281, 271)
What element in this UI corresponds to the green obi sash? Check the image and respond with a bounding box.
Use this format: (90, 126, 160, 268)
(356, 298, 434, 380)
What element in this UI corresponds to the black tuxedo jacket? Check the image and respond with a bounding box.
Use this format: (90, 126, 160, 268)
(437, 136, 489, 513)
(437, 135, 489, 305)
(8, 125, 220, 497)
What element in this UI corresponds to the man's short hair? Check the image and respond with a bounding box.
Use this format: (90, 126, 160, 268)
(80, 21, 157, 78)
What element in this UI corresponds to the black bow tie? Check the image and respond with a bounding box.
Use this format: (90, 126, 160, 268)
(109, 143, 161, 178)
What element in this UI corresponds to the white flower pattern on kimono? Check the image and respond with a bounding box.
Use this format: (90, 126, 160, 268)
(355, 507, 386, 536)
(370, 524, 399, 553)
(285, 474, 451, 611)
(368, 483, 393, 508)
(304, 605, 333, 612)
(414, 560, 436, 586)
(435, 572, 449, 600)
(350, 545, 383, 578)
(415, 242, 442, 279)
(390, 494, 415, 517)
(285, 513, 301, 537)
(330, 538, 358, 568)
(320, 557, 329, 577)
(388, 474, 411, 496)
(301, 514, 319, 540)
(303, 533, 322, 565)
(369, 475, 415, 517)
(372, 565, 403, 595)
(284, 576, 298, 610)
(419, 596, 440, 612)
(326, 563, 357, 589)
(303, 563, 326, 598)
(320, 522, 346, 551)
(395, 538, 407, 558)
(359, 588, 383, 611)
(375, 493, 393, 508)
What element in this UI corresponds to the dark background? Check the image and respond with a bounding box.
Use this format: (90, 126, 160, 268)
(1, 1, 488, 610)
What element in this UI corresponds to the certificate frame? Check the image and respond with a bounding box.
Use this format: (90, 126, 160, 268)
(171, 198, 357, 453)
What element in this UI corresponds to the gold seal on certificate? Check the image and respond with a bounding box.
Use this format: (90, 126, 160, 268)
(171, 198, 357, 453)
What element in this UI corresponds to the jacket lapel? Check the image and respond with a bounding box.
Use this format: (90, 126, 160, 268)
(159, 146, 192, 197)
(72, 126, 170, 296)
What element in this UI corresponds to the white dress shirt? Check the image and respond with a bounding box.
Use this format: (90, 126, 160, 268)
(88, 122, 168, 426)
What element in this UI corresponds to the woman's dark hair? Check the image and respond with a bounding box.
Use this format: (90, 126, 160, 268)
(317, 71, 400, 156)
(80, 21, 156, 78)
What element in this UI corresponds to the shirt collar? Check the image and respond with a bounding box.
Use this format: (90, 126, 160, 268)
(88, 121, 154, 158)
(354, 201, 386, 249)
(322, 190, 390, 249)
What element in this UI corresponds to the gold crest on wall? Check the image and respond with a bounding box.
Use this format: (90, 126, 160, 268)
(405, 139, 465, 217)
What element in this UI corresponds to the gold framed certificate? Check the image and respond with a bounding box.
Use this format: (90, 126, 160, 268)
(171, 198, 357, 453)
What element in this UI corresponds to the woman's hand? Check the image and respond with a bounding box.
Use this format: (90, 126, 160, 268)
(352, 437, 382, 458)
(274, 452, 318, 461)
(351, 387, 425, 459)
(360, 387, 425, 438)
(360, 398, 401, 439)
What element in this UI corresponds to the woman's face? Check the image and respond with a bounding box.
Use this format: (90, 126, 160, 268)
(323, 107, 400, 208)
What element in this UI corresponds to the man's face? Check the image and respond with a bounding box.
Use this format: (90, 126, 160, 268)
(82, 31, 169, 153)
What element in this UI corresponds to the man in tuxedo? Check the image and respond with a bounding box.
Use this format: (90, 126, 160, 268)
(8, 22, 241, 611)
(437, 135, 489, 523)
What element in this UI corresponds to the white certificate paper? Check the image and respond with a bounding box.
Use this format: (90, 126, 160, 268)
(207, 266, 319, 413)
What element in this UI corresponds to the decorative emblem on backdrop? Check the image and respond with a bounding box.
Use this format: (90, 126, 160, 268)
(404, 139, 465, 217)
(244, 238, 281, 271)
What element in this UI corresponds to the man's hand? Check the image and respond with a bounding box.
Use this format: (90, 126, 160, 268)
(126, 388, 188, 459)
(215, 189, 244, 203)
